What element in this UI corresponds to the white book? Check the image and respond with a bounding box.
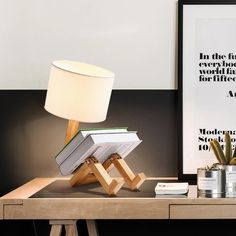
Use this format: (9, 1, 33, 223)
(56, 127, 128, 165)
(155, 182, 189, 195)
(58, 132, 142, 175)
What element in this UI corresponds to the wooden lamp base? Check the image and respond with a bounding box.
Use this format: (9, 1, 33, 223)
(64, 120, 146, 195)
(69, 153, 146, 195)
(69, 156, 124, 195)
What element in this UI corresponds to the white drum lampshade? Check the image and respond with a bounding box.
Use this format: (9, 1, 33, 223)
(45, 60, 115, 123)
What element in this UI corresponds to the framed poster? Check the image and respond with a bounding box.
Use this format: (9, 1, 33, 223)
(178, 0, 236, 180)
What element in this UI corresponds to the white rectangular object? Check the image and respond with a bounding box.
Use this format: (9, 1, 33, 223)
(155, 182, 189, 195)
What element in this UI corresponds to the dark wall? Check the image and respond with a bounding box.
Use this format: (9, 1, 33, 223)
(0, 90, 178, 195)
(0, 90, 178, 235)
(1, 90, 234, 236)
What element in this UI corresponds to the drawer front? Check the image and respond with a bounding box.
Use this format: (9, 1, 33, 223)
(170, 205, 236, 219)
(4, 199, 169, 219)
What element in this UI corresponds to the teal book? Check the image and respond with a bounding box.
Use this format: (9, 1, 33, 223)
(56, 127, 128, 165)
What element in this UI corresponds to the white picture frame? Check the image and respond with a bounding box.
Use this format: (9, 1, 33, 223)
(178, 0, 236, 179)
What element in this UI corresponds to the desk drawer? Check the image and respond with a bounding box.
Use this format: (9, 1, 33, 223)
(4, 199, 169, 219)
(170, 205, 236, 219)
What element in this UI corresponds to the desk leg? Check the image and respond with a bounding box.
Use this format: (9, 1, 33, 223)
(86, 220, 99, 236)
(49, 220, 78, 236)
(49, 223, 62, 236)
(65, 221, 78, 236)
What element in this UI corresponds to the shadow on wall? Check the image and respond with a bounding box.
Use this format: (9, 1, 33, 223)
(0, 90, 177, 195)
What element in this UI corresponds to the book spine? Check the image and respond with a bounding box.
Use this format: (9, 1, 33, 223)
(55, 133, 83, 165)
(59, 136, 94, 175)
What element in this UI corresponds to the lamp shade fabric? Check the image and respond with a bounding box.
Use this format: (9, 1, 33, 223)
(45, 60, 114, 122)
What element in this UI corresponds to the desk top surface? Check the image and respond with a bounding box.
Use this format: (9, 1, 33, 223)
(2, 177, 195, 200)
(31, 179, 162, 198)
(2, 177, 235, 201)
(2, 178, 236, 221)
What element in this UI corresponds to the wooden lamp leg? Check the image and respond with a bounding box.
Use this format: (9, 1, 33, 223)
(110, 154, 146, 190)
(65, 120, 80, 145)
(69, 161, 91, 186)
(70, 157, 124, 195)
(103, 158, 114, 172)
(75, 158, 114, 185)
(70, 153, 146, 191)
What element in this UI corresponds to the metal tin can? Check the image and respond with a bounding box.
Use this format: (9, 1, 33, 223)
(197, 167, 225, 198)
(223, 165, 236, 197)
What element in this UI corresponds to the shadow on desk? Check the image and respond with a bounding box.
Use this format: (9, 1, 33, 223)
(30, 180, 158, 198)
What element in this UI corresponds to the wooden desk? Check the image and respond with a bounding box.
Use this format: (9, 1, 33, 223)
(2, 177, 236, 236)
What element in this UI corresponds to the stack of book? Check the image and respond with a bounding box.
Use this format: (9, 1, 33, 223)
(55, 127, 142, 175)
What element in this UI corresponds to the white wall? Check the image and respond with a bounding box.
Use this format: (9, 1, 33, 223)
(0, 0, 177, 89)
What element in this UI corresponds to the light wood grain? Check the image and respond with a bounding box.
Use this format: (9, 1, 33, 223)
(65, 120, 79, 145)
(0, 177, 175, 199)
(0, 177, 224, 206)
(112, 155, 136, 184)
(50, 224, 62, 236)
(65, 224, 78, 236)
(4, 178, 236, 221)
(89, 158, 124, 195)
(86, 220, 98, 236)
(4, 198, 169, 220)
(77, 174, 97, 185)
(70, 157, 125, 195)
(50, 220, 77, 225)
(170, 204, 236, 219)
(1, 199, 23, 219)
(1, 178, 58, 199)
(0, 202, 3, 220)
(69, 161, 91, 186)
(50, 220, 79, 236)
(78, 157, 114, 185)
(111, 154, 146, 190)
(65, 220, 78, 236)
(103, 158, 114, 172)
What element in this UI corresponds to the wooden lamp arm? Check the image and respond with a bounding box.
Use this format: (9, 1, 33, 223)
(65, 120, 80, 144)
